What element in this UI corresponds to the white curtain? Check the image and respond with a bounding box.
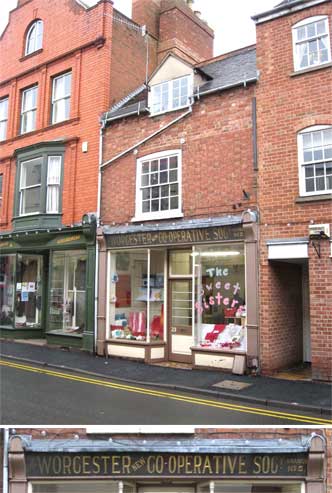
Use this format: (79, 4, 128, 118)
(46, 156, 61, 213)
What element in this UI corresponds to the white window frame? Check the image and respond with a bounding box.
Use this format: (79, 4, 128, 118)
(20, 85, 38, 134)
(19, 157, 42, 216)
(292, 15, 331, 71)
(51, 72, 72, 124)
(298, 124, 332, 196)
(25, 20, 43, 55)
(46, 155, 62, 213)
(150, 74, 193, 116)
(133, 149, 183, 222)
(0, 97, 9, 141)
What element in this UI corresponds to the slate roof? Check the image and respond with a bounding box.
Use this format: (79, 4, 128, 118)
(102, 47, 257, 123)
(252, 0, 320, 21)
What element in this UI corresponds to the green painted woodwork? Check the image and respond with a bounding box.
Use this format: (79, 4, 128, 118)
(46, 333, 83, 349)
(0, 328, 43, 339)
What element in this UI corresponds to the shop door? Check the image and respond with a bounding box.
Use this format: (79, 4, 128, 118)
(168, 278, 194, 362)
(15, 254, 45, 330)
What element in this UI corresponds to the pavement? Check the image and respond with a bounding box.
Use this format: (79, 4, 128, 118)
(1, 339, 331, 415)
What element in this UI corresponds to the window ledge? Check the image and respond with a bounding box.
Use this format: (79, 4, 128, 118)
(149, 104, 192, 118)
(290, 62, 332, 77)
(132, 211, 184, 222)
(19, 48, 43, 62)
(2, 117, 79, 145)
(295, 193, 332, 203)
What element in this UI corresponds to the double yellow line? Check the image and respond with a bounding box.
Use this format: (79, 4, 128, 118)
(1, 358, 331, 425)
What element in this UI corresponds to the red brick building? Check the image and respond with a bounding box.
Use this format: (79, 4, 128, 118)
(96, 1, 259, 371)
(253, 0, 332, 381)
(5, 427, 332, 493)
(0, 0, 161, 350)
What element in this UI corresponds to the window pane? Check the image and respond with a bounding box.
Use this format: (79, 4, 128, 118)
(151, 199, 159, 211)
(141, 174, 149, 186)
(169, 250, 192, 276)
(313, 131, 322, 146)
(196, 244, 246, 352)
(169, 169, 178, 182)
(142, 161, 149, 173)
(170, 196, 179, 209)
(316, 176, 325, 190)
(170, 156, 178, 168)
(170, 183, 178, 195)
(149, 250, 165, 341)
(324, 129, 332, 145)
(21, 186, 41, 214)
(150, 173, 158, 185)
(305, 178, 315, 192)
(297, 26, 306, 40)
(303, 150, 312, 162)
(305, 166, 314, 178)
(316, 164, 325, 176)
(317, 20, 327, 35)
(15, 254, 43, 328)
(142, 188, 151, 200)
(313, 149, 323, 160)
(302, 133, 312, 148)
(307, 22, 316, 37)
(161, 185, 168, 197)
(46, 185, 59, 213)
(160, 171, 168, 183)
(0, 98, 8, 120)
(160, 197, 169, 210)
(151, 160, 158, 172)
(109, 250, 148, 341)
(142, 200, 150, 212)
(151, 187, 160, 198)
(22, 160, 41, 187)
(0, 255, 16, 328)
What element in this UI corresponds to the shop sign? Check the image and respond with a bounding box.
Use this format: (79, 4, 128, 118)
(26, 453, 307, 478)
(48, 234, 83, 247)
(0, 240, 17, 249)
(107, 226, 244, 248)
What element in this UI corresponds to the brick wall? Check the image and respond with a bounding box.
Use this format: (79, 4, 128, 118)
(255, 2, 332, 380)
(101, 85, 257, 224)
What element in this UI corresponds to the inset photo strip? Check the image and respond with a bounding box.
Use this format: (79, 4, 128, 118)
(0, 0, 331, 434)
(1, 427, 332, 493)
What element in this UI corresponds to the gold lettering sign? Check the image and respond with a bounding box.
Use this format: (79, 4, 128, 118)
(56, 235, 82, 245)
(107, 226, 244, 249)
(0, 241, 15, 248)
(26, 453, 307, 478)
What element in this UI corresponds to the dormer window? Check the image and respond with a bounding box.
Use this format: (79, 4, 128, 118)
(150, 75, 192, 115)
(25, 20, 43, 56)
(292, 16, 331, 71)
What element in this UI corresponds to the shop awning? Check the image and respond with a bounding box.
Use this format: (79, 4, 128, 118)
(267, 238, 309, 260)
(17, 436, 313, 454)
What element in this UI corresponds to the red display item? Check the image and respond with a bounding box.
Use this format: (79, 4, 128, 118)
(151, 315, 163, 338)
(204, 324, 226, 342)
(224, 307, 237, 317)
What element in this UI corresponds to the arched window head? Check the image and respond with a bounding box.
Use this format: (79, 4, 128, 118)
(25, 20, 43, 56)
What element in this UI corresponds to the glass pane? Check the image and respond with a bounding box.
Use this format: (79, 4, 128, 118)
(142, 200, 150, 212)
(169, 250, 192, 276)
(142, 188, 151, 200)
(160, 171, 168, 183)
(317, 20, 326, 35)
(0, 98, 8, 120)
(151, 160, 158, 172)
(21, 186, 41, 214)
(171, 279, 192, 326)
(0, 255, 15, 328)
(296, 26, 306, 40)
(161, 185, 168, 197)
(170, 183, 178, 196)
(15, 255, 43, 328)
(141, 174, 149, 187)
(303, 150, 312, 162)
(313, 149, 323, 160)
(160, 197, 169, 210)
(307, 22, 316, 38)
(169, 169, 178, 182)
(195, 244, 246, 351)
(151, 199, 159, 211)
(316, 176, 325, 191)
(170, 196, 179, 209)
(152, 187, 160, 198)
(170, 156, 178, 168)
(21, 160, 41, 187)
(150, 173, 158, 185)
(142, 161, 149, 174)
(109, 250, 148, 341)
(302, 133, 312, 148)
(149, 250, 165, 340)
(305, 166, 314, 177)
(49, 251, 87, 335)
(305, 177, 315, 192)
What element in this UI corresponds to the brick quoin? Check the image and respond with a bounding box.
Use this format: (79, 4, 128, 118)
(255, 2, 332, 380)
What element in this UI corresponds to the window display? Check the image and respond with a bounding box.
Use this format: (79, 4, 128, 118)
(198, 481, 302, 493)
(49, 250, 87, 335)
(15, 254, 43, 328)
(194, 244, 246, 351)
(109, 249, 165, 341)
(0, 254, 15, 327)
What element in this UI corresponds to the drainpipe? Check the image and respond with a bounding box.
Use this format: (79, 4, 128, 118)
(3, 428, 9, 493)
(94, 122, 105, 352)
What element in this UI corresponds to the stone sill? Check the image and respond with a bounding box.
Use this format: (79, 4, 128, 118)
(290, 62, 332, 77)
(19, 48, 43, 62)
(295, 194, 332, 203)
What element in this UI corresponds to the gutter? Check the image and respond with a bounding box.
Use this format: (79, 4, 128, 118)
(100, 106, 193, 171)
(252, 0, 328, 23)
(197, 76, 257, 98)
(104, 101, 147, 123)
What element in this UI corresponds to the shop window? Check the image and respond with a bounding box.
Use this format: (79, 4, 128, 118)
(0, 97, 8, 141)
(150, 75, 192, 115)
(15, 254, 43, 328)
(298, 125, 332, 196)
(20, 85, 38, 134)
(194, 244, 247, 351)
(135, 150, 182, 221)
(14, 144, 64, 226)
(108, 249, 165, 342)
(48, 250, 87, 336)
(0, 255, 16, 328)
(198, 481, 303, 493)
(51, 72, 72, 124)
(292, 16, 331, 71)
(32, 482, 129, 493)
(25, 20, 43, 56)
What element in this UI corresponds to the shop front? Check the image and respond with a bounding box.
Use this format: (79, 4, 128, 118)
(7, 433, 327, 493)
(0, 223, 96, 351)
(97, 214, 259, 373)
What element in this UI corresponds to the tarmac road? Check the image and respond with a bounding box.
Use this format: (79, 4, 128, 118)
(1, 359, 330, 425)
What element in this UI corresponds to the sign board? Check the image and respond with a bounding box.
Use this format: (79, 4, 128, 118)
(26, 452, 307, 478)
(107, 226, 244, 249)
